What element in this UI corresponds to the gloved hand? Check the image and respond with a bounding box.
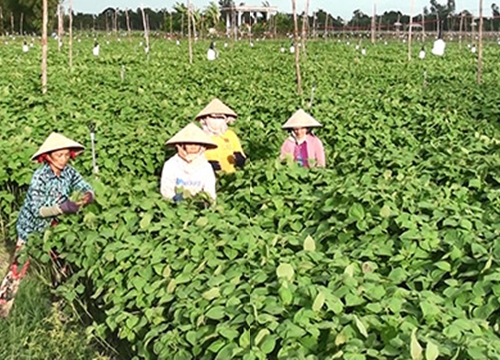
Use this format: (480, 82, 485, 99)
(208, 160, 222, 171)
(81, 191, 94, 205)
(173, 193, 184, 203)
(60, 200, 80, 214)
(233, 152, 246, 168)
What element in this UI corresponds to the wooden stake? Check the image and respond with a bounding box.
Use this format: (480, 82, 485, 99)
(140, 6, 150, 53)
(170, 11, 173, 35)
(20, 13, 23, 35)
(324, 12, 329, 40)
(312, 11, 317, 38)
(371, 3, 376, 44)
(42, 0, 48, 94)
(58, 5, 63, 51)
(301, 0, 309, 56)
(478, 0, 483, 84)
(114, 8, 118, 33)
(292, 0, 302, 95)
(187, 0, 193, 64)
(459, 12, 464, 49)
(421, 10, 425, 41)
(408, 0, 414, 61)
(69, 0, 73, 69)
(10, 12, 13, 34)
(125, 9, 131, 37)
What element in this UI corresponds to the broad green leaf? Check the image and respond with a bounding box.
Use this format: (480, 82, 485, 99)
(139, 213, 153, 230)
(276, 263, 294, 281)
(255, 329, 270, 345)
(411, 329, 423, 360)
(206, 306, 226, 320)
(167, 279, 176, 293)
(202, 287, 220, 301)
(260, 334, 276, 354)
(349, 203, 365, 220)
(312, 292, 325, 312)
(303, 236, 316, 251)
(354, 315, 368, 338)
(379, 204, 391, 218)
(344, 264, 355, 277)
(425, 341, 439, 360)
(195, 217, 208, 227)
(279, 285, 293, 305)
(332, 351, 344, 359)
(239, 329, 250, 348)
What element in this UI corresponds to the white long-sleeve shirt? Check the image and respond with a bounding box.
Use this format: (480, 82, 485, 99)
(160, 154, 216, 200)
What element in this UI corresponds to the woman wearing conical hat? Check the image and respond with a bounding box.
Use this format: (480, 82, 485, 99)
(161, 123, 217, 202)
(280, 109, 326, 168)
(0, 132, 94, 317)
(196, 98, 246, 174)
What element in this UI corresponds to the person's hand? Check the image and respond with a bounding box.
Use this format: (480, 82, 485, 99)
(81, 192, 94, 206)
(173, 193, 184, 203)
(60, 201, 80, 214)
(208, 160, 221, 171)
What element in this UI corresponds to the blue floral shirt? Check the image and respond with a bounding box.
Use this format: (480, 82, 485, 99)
(16, 163, 93, 242)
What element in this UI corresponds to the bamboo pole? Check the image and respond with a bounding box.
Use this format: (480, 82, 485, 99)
(140, 6, 150, 53)
(170, 11, 173, 35)
(371, 3, 376, 44)
(125, 9, 131, 37)
(408, 0, 414, 61)
(42, 0, 48, 94)
(69, 0, 73, 69)
(58, 5, 63, 51)
(324, 12, 329, 40)
(301, 0, 310, 56)
(312, 11, 317, 38)
(459, 12, 464, 49)
(477, 0, 483, 84)
(292, 0, 302, 95)
(187, 0, 193, 64)
(421, 10, 425, 41)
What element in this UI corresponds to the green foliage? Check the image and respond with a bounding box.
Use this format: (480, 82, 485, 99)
(2, 37, 500, 359)
(0, 273, 107, 360)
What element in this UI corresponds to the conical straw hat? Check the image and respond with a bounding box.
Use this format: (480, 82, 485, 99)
(282, 109, 322, 129)
(166, 123, 218, 149)
(195, 98, 238, 119)
(31, 132, 85, 161)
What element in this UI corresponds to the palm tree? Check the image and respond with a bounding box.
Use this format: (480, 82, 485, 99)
(205, 1, 220, 29)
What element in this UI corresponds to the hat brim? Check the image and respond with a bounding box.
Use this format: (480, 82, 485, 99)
(166, 140, 217, 150)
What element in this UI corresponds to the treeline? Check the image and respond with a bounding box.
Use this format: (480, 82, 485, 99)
(1, 0, 500, 36)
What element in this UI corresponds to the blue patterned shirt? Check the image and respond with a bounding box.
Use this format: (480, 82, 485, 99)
(16, 163, 93, 242)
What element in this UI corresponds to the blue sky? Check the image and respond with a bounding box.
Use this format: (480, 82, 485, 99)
(70, 1, 490, 19)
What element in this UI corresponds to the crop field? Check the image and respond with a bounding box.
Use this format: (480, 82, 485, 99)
(2, 34, 500, 359)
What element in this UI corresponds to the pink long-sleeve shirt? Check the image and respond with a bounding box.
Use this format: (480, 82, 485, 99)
(280, 134, 326, 168)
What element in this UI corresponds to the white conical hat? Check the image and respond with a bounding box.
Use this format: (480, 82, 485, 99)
(282, 109, 322, 129)
(166, 123, 218, 149)
(195, 98, 237, 119)
(31, 132, 85, 161)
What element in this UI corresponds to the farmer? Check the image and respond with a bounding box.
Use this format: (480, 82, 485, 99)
(207, 42, 218, 61)
(280, 109, 326, 168)
(161, 123, 217, 202)
(196, 98, 246, 173)
(0, 132, 94, 317)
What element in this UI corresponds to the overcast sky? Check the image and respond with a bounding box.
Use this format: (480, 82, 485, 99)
(70, 1, 491, 19)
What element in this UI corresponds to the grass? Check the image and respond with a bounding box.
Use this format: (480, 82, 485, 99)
(0, 243, 111, 360)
